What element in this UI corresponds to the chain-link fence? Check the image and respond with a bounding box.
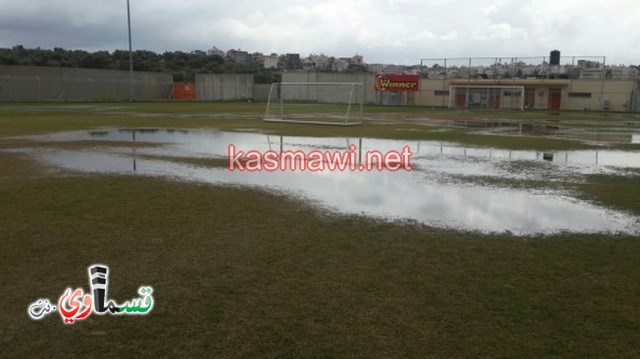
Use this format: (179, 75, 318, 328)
(420, 56, 638, 81)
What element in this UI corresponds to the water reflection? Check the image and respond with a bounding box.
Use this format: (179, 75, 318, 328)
(425, 120, 640, 145)
(33, 128, 640, 169)
(11, 128, 640, 235)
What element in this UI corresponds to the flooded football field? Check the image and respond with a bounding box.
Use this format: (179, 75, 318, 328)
(5, 128, 640, 235)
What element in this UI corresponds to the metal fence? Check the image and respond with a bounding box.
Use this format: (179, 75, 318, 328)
(419, 56, 638, 81)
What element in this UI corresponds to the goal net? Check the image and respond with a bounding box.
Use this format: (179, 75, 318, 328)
(264, 82, 364, 125)
(448, 85, 525, 110)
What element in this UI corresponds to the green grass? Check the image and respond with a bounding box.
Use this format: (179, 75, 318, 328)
(1, 102, 639, 357)
(578, 171, 640, 214)
(1, 102, 638, 150)
(1, 164, 639, 357)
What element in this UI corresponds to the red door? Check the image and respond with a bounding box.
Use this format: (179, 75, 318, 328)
(548, 89, 561, 111)
(455, 88, 467, 107)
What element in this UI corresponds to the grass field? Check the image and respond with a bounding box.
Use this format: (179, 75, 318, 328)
(1, 102, 639, 357)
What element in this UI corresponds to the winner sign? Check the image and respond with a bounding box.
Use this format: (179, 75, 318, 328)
(374, 74, 420, 92)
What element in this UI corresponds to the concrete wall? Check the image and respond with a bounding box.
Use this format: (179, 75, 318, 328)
(414, 79, 452, 107)
(196, 72, 640, 112)
(196, 74, 253, 101)
(252, 84, 272, 102)
(278, 74, 639, 111)
(423, 78, 637, 112)
(283, 71, 433, 105)
(564, 80, 635, 112)
(4, 66, 635, 112)
(0, 65, 172, 101)
(282, 72, 377, 103)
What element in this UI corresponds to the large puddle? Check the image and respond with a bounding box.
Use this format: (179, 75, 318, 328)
(425, 119, 640, 145)
(7, 128, 640, 235)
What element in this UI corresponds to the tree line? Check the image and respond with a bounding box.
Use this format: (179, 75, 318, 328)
(0, 45, 278, 83)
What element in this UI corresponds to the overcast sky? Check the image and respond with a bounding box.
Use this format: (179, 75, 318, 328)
(0, 0, 638, 65)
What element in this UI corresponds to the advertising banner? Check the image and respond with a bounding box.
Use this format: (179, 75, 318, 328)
(374, 74, 420, 92)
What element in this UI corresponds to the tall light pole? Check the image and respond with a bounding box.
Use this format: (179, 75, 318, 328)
(127, 0, 134, 102)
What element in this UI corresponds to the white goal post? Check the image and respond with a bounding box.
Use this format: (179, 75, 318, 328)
(448, 85, 525, 110)
(264, 82, 364, 125)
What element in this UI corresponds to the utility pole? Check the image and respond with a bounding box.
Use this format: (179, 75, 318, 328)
(127, 0, 134, 102)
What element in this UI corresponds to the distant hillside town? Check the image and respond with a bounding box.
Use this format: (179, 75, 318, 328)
(210, 47, 367, 73)
(208, 46, 425, 75)
(1, 45, 638, 82)
(2, 45, 640, 112)
(212, 47, 639, 80)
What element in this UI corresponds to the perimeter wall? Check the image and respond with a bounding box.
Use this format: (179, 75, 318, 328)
(0, 65, 172, 101)
(281, 72, 640, 112)
(2, 66, 638, 112)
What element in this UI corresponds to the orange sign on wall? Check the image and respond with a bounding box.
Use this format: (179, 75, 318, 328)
(173, 82, 196, 100)
(374, 74, 420, 92)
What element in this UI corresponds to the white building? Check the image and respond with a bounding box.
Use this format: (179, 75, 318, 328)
(308, 54, 332, 70)
(350, 54, 364, 66)
(207, 47, 225, 58)
(263, 53, 279, 70)
(332, 58, 350, 72)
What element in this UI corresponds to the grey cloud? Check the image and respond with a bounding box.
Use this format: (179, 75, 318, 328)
(0, 0, 638, 64)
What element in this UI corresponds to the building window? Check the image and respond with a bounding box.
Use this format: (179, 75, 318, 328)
(434, 90, 450, 96)
(569, 92, 592, 98)
(503, 89, 522, 97)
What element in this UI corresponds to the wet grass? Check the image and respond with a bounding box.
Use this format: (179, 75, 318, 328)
(1, 102, 639, 150)
(0, 139, 161, 152)
(1, 152, 639, 357)
(579, 172, 640, 215)
(445, 174, 567, 191)
(1, 102, 640, 357)
(134, 154, 229, 168)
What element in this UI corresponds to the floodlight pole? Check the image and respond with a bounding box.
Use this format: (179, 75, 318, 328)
(127, 0, 134, 102)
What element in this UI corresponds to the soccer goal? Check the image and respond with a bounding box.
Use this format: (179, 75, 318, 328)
(264, 82, 364, 125)
(448, 85, 525, 110)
